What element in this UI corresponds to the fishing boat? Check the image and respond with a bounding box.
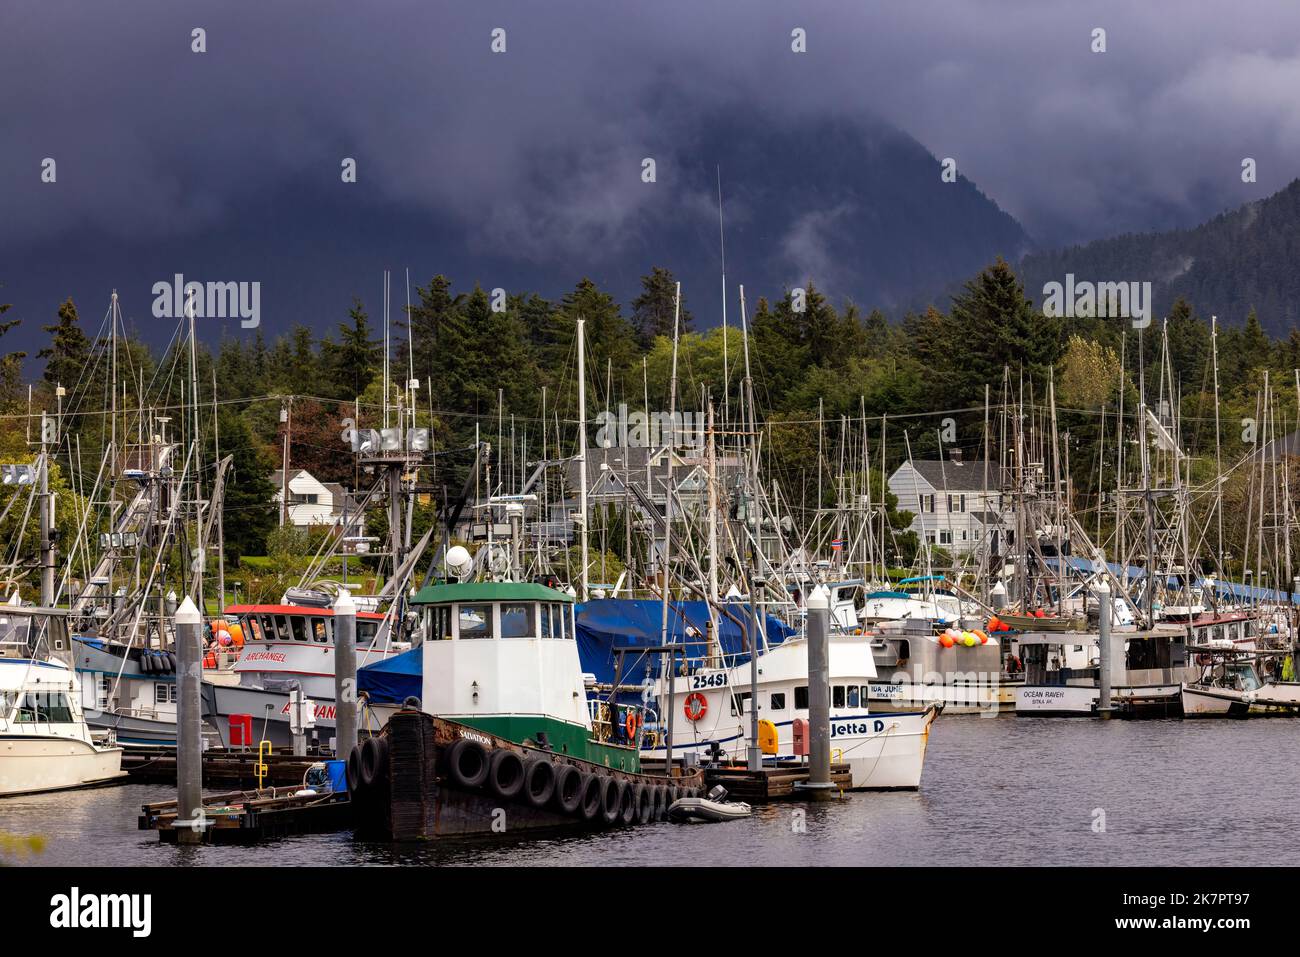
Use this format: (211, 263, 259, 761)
(0, 608, 126, 797)
(349, 580, 703, 839)
(203, 593, 392, 748)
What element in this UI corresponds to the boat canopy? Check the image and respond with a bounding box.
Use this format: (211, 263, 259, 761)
(575, 599, 797, 686)
(411, 582, 573, 605)
(358, 646, 421, 705)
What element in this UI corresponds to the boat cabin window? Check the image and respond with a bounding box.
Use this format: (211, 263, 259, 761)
(358, 619, 380, 645)
(428, 607, 452, 641)
(311, 617, 328, 642)
(290, 616, 310, 642)
(155, 683, 176, 705)
(458, 604, 494, 640)
(795, 685, 809, 709)
(730, 691, 752, 716)
(832, 685, 846, 708)
(15, 691, 73, 723)
(540, 604, 556, 639)
(846, 685, 861, 708)
(769, 692, 786, 711)
(247, 617, 265, 642)
(500, 603, 534, 639)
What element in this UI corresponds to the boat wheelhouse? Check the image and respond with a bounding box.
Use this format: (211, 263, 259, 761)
(203, 599, 392, 748)
(410, 581, 644, 771)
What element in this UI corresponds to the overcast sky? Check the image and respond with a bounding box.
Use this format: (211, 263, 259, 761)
(3, 1, 1298, 345)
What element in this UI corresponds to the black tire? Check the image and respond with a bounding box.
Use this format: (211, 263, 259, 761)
(346, 743, 362, 793)
(551, 764, 584, 815)
(618, 781, 636, 825)
(578, 772, 602, 821)
(599, 776, 621, 824)
(358, 735, 388, 788)
(488, 748, 526, 801)
(523, 756, 557, 809)
(446, 738, 490, 789)
(655, 786, 670, 820)
(634, 784, 654, 824)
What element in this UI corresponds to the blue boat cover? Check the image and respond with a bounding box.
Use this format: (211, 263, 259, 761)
(358, 646, 422, 705)
(575, 599, 796, 686)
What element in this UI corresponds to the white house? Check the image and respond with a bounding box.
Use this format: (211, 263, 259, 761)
(887, 453, 1010, 557)
(271, 469, 347, 527)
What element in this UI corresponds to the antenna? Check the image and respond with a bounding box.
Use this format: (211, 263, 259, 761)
(718, 166, 729, 428)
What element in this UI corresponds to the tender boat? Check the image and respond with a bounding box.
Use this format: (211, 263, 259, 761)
(668, 786, 751, 823)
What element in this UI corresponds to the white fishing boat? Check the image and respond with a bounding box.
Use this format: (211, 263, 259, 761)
(0, 609, 126, 797)
(644, 621, 938, 790)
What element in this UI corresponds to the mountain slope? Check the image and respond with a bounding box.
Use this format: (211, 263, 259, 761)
(1018, 179, 1300, 332)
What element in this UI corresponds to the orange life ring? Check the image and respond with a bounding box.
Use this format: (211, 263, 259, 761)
(684, 692, 708, 722)
(624, 710, 641, 739)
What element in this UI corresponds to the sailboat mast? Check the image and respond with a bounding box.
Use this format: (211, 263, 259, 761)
(576, 317, 590, 601)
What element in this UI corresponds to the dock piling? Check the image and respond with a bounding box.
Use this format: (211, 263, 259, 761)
(333, 588, 358, 757)
(796, 585, 835, 799)
(175, 596, 204, 844)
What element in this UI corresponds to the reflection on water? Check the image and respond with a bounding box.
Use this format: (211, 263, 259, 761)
(5, 718, 1297, 867)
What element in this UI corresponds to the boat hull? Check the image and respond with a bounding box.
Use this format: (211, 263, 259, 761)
(203, 682, 338, 749)
(866, 678, 1016, 715)
(84, 708, 179, 747)
(353, 711, 704, 840)
(1180, 684, 1249, 718)
(0, 735, 126, 797)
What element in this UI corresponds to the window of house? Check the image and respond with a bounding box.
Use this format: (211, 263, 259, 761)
(920, 494, 935, 513)
(948, 494, 966, 512)
(939, 530, 953, 545)
(458, 604, 494, 639)
(795, 685, 809, 709)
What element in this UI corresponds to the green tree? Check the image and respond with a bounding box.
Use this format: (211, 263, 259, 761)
(38, 298, 90, 387)
(631, 266, 693, 347)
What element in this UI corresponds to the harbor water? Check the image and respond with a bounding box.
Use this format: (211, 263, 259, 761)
(5, 717, 1295, 867)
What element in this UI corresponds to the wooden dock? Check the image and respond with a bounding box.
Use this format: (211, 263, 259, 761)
(123, 746, 332, 788)
(139, 786, 353, 844)
(641, 759, 853, 802)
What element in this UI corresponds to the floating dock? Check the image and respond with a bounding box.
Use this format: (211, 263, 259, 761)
(139, 786, 352, 844)
(640, 759, 854, 802)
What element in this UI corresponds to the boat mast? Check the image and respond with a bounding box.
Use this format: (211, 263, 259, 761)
(576, 317, 590, 601)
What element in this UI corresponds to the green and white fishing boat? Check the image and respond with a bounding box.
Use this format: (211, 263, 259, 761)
(350, 578, 702, 839)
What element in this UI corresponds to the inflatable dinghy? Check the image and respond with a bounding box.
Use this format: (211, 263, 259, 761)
(668, 785, 751, 823)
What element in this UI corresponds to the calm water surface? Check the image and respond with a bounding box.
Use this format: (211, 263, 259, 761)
(5, 717, 1296, 867)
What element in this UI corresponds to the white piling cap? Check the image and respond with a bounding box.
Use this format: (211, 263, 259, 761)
(175, 596, 201, 625)
(806, 584, 830, 610)
(334, 588, 356, 615)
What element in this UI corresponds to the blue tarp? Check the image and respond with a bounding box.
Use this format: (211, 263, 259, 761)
(575, 599, 796, 687)
(358, 646, 422, 705)
(357, 599, 798, 705)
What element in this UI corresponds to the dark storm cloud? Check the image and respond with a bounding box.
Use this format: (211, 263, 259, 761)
(3, 1, 1300, 269)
